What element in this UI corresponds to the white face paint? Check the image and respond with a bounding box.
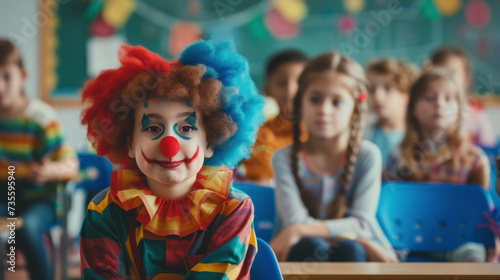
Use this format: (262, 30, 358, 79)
(128, 98, 213, 188)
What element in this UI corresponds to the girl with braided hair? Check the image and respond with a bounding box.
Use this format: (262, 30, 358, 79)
(269, 52, 396, 262)
(79, 40, 265, 279)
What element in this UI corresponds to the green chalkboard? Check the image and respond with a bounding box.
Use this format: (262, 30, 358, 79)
(49, 0, 500, 101)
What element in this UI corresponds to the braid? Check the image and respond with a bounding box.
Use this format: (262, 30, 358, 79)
(291, 88, 320, 218)
(289, 52, 368, 220)
(327, 91, 367, 219)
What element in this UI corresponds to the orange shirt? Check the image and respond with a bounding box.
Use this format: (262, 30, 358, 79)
(241, 117, 294, 182)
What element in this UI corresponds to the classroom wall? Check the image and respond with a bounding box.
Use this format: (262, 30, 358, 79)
(0, 0, 88, 150)
(1, 0, 499, 150)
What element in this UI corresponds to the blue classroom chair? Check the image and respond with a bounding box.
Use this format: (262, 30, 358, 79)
(77, 152, 113, 193)
(234, 183, 276, 242)
(377, 181, 496, 261)
(251, 238, 283, 280)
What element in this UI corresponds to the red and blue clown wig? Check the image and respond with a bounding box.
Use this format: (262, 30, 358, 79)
(81, 40, 265, 169)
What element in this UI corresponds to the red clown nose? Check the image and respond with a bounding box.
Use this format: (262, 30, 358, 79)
(159, 136, 179, 159)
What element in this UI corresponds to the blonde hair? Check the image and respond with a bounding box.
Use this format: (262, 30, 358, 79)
(366, 58, 420, 93)
(291, 52, 368, 219)
(399, 68, 469, 180)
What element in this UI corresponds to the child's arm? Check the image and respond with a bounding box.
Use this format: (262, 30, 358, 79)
(467, 150, 491, 189)
(80, 190, 129, 279)
(322, 143, 396, 261)
(32, 114, 80, 184)
(184, 197, 257, 280)
(30, 156, 79, 184)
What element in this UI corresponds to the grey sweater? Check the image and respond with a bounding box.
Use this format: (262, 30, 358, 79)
(271, 140, 395, 256)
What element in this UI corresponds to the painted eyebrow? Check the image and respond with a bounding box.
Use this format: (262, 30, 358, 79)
(144, 113, 164, 120)
(144, 111, 194, 121)
(176, 111, 195, 118)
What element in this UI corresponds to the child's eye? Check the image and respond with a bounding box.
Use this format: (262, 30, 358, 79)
(3, 73, 10, 81)
(145, 126, 162, 134)
(332, 99, 342, 107)
(310, 96, 321, 104)
(384, 85, 393, 92)
(424, 95, 437, 102)
(276, 79, 287, 87)
(368, 85, 376, 94)
(179, 125, 194, 134)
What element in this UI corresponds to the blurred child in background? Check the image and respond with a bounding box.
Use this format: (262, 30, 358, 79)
(428, 46, 497, 148)
(365, 59, 420, 165)
(270, 52, 396, 262)
(238, 49, 307, 185)
(384, 69, 496, 262)
(0, 38, 79, 280)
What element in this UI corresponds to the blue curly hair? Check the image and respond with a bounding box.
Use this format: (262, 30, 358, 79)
(179, 40, 265, 168)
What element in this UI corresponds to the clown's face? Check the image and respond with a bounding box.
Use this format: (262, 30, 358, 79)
(128, 98, 213, 197)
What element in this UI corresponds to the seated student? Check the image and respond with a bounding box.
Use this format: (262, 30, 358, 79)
(384, 69, 496, 262)
(238, 49, 307, 185)
(427, 46, 497, 148)
(0, 38, 79, 280)
(270, 52, 396, 263)
(79, 41, 264, 279)
(365, 59, 419, 165)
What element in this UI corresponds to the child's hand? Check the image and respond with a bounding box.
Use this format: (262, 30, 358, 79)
(30, 159, 58, 184)
(355, 238, 397, 263)
(269, 224, 303, 261)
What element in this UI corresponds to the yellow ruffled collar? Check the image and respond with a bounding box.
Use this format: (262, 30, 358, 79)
(110, 166, 233, 237)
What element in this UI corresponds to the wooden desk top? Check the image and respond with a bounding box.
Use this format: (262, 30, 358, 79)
(279, 262, 500, 280)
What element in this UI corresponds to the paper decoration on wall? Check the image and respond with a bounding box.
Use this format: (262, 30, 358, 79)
(265, 8, 300, 39)
(434, 0, 461, 16)
(87, 35, 125, 77)
(84, 0, 104, 20)
(247, 13, 271, 40)
(168, 22, 202, 58)
(465, 0, 491, 28)
(344, 0, 365, 14)
(419, 0, 441, 21)
(275, 0, 308, 23)
(102, 0, 135, 28)
(186, 0, 202, 17)
(338, 15, 356, 34)
(89, 15, 116, 37)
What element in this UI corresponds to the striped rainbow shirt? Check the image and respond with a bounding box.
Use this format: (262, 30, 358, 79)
(80, 166, 257, 279)
(0, 99, 73, 199)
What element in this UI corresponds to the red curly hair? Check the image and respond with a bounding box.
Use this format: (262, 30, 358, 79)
(81, 45, 236, 168)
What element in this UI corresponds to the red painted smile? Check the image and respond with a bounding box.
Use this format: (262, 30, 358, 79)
(141, 146, 199, 169)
